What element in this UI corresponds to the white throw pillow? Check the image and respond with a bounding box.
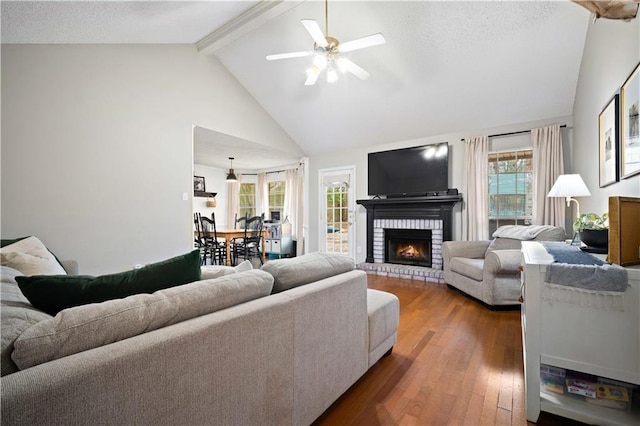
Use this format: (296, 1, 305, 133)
(200, 260, 253, 280)
(0, 237, 66, 276)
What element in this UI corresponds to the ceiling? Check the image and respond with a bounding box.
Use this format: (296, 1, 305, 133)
(2, 1, 592, 163)
(193, 126, 302, 170)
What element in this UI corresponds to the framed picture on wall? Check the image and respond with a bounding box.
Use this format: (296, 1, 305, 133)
(598, 93, 619, 187)
(620, 62, 640, 179)
(194, 175, 206, 192)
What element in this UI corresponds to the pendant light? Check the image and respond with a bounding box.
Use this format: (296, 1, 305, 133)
(226, 157, 238, 182)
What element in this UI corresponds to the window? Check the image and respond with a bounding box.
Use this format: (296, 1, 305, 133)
(238, 183, 256, 219)
(488, 149, 533, 235)
(325, 185, 349, 253)
(268, 181, 285, 220)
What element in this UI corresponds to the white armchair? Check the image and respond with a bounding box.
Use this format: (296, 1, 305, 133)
(442, 226, 566, 307)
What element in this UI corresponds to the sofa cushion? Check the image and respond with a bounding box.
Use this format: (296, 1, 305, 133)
(448, 257, 484, 281)
(12, 269, 274, 370)
(1, 267, 53, 376)
(16, 249, 201, 315)
(261, 252, 354, 293)
(0, 236, 66, 276)
(201, 260, 252, 280)
(367, 289, 400, 353)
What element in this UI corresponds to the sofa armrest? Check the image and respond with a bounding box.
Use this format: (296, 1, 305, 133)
(483, 250, 521, 275)
(442, 240, 491, 263)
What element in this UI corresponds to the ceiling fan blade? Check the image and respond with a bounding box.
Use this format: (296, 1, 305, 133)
(301, 19, 328, 48)
(266, 51, 312, 61)
(338, 58, 370, 80)
(339, 33, 385, 53)
(304, 66, 321, 86)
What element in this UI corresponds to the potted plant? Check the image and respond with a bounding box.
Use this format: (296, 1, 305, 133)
(573, 212, 609, 248)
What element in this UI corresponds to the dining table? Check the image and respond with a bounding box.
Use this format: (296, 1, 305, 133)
(202, 229, 267, 266)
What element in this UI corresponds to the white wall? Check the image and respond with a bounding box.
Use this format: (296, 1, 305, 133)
(193, 163, 227, 227)
(573, 18, 640, 216)
(307, 115, 572, 263)
(1, 44, 301, 274)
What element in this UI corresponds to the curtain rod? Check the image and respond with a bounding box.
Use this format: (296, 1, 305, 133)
(241, 168, 296, 176)
(460, 124, 567, 141)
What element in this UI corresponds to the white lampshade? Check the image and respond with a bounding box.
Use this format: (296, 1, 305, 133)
(547, 174, 591, 198)
(547, 174, 591, 220)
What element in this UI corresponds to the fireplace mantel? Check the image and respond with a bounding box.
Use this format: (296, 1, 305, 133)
(356, 195, 462, 263)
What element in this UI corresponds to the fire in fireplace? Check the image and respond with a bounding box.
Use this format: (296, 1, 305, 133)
(384, 228, 432, 267)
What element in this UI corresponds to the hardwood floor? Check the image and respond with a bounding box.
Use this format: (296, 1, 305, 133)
(313, 275, 577, 426)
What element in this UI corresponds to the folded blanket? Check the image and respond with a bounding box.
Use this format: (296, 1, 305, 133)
(542, 242, 604, 266)
(492, 225, 556, 240)
(542, 242, 628, 292)
(546, 262, 628, 292)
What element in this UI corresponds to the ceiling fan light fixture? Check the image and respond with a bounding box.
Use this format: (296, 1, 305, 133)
(266, 0, 385, 86)
(226, 157, 238, 182)
(305, 66, 320, 85)
(313, 54, 328, 70)
(327, 67, 339, 83)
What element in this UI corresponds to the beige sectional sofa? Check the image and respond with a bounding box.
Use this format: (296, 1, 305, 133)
(1, 245, 399, 425)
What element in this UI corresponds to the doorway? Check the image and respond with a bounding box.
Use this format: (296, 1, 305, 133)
(318, 166, 355, 259)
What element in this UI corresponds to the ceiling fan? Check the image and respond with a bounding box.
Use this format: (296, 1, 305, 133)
(266, 0, 385, 85)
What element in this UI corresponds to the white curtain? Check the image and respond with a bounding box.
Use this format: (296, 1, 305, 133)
(284, 164, 305, 255)
(532, 124, 564, 227)
(464, 136, 489, 240)
(226, 175, 240, 228)
(257, 172, 269, 218)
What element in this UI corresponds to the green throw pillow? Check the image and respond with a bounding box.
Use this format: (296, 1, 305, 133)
(17, 249, 201, 315)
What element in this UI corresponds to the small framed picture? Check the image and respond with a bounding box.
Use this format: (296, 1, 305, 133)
(598, 93, 619, 187)
(194, 175, 206, 192)
(620, 62, 640, 179)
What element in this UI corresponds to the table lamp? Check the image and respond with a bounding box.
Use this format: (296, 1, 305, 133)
(547, 174, 591, 219)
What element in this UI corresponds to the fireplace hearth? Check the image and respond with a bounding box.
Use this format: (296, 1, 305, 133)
(385, 229, 432, 267)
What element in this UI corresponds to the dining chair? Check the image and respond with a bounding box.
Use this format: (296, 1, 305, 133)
(194, 212, 212, 265)
(235, 213, 248, 230)
(200, 214, 226, 265)
(231, 215, 264, 266)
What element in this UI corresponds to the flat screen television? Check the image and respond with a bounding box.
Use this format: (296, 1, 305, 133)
(368, 142, 449, 197)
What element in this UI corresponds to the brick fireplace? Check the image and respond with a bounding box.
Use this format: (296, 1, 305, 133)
(356, 194, 462, 283)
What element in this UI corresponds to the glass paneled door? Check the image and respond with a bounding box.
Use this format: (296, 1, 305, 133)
(319, 167, 355, 259)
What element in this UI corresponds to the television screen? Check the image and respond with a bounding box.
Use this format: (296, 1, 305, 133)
(368, 143, 449, 197)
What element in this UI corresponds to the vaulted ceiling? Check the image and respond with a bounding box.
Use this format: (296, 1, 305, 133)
(2, 1, 592, 164)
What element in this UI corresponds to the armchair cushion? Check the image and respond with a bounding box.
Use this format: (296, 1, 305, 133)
(442, 240, 491, 260)
(448, 257, 484, 281)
